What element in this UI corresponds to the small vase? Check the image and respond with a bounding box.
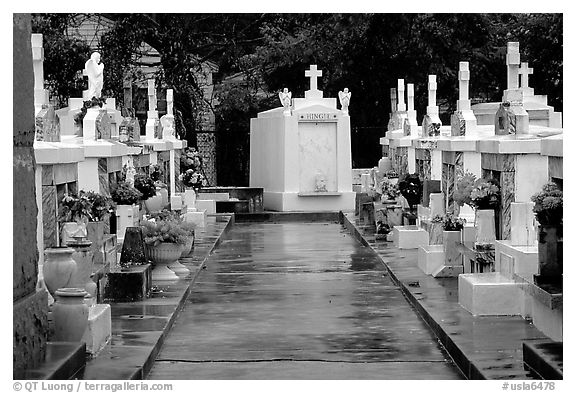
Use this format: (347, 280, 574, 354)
(52, 288, 89, 342)
(144, 192, 163, 213)
(60, 221, 88, 246)
(475, 209, 496, 249)
(184, 189, 197, 209)
(158, 188, 169, 208)
(43, 247, 78, 298)
(148, 242, 182, 281)
(443, 230, 462, 266)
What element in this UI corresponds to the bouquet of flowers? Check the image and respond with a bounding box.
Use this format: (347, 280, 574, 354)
(140, 217, 188, 247)
(398, 173, 423, 209)
(454, 171, 477, 207)
(381, 181, 400, 201)
(432, 213, 466, 231)
(531, 182, 563, 226)
(82, 191, 115, 222)
(134, 173, 157, 200)
(470, 178, 500, 210)
(180, 169, 206, 190)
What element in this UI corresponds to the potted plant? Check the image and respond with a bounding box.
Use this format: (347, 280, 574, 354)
(453, 171, 477, 209)
(140, 216, 188, 281)
(531, 182, 563, 283)
(470, 178, 500, 248)
(135, 172, 163, 213)
(434, 213, 466, 267)
(82, 190, 115, 243)
(58, 192, 93, 245)
(111, 181, 142, 241)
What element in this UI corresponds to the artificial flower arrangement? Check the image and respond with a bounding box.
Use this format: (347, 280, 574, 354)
(180, 169, 206, 190)
(470, 178, 501, 210)
(59, 192, 93, 223)
(111, 181, 143, 205)
(381, 181, 401, 201)
(82, 190, 116, 222)
(453, 171, 477, 208)
(74, 96, 108, 126)
(432, 213, 466, 231)
(134, 173, 157, 200)
(149, 164, 167, 188)
(531, 182, 563, 226)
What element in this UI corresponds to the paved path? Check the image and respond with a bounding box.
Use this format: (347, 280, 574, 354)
(148, 222, 464, 379)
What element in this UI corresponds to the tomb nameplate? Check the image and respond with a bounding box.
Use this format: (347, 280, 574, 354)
(298, 113, 338, 122)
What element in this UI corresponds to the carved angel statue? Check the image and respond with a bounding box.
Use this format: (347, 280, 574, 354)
(85, 52, 104, 98)
(338, 88, 351, 115)
(279, 88, 292, 115)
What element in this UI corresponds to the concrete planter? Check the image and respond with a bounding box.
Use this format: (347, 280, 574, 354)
(148, 243, 182, 281)
(43, 247, 78, 298)
(475, 209, 496, 249)
(53, 288, 89, 342)
(443, 230, 462, 266)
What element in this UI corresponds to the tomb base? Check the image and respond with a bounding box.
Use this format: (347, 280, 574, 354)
(184, 210, 207, 227)
(417, 245, 444, 275)
(532, 299, 563, 342)
(196, 199, 216, 214)
(197, 192, 230, 201)
(458, 272, 521, 316)
(264, 191, 356, 212)
(392, 225, 429, 249)
(495, 240, 539, 283)
(82, 304, 111, 356)
(432, 264, 464, 278)
(104, 264, 152, 302)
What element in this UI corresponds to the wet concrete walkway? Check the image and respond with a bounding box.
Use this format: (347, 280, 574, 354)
(149, 222, 464, 379)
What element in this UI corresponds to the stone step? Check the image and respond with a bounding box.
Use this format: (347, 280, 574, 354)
(13, 342, 86, 380)
(522, 341, 563, 380)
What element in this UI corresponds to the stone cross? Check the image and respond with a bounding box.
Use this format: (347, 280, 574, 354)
(166, 89, 174, 116)
(305, 65, 322, 91)
(407, 83, 415, 111)
(123, 73, 132, 114)
(519, 62, 533, 89)
(457, 62, 471, 111)
(397, 79, 406, 112)
(427, 75, 437, 111)
(390, 88, 397, 113)
(31, 34, 48, 114)
(506, 42, 521, 90)
(147, 79, 157, 112)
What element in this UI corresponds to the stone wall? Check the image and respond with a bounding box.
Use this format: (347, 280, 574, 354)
(13, 13, 49, 371)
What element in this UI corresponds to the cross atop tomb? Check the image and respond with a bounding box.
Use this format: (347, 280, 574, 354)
(390, 88, 397, 113)
(305, 65, 322, 91)
(427, 75, 438, 115)
(457, 62, 471, 111)
(166, 89, 174, 116)
(506, 42, 521, 90)
(304, 65, 323, 99)
(397, 79, 406, 112)
(407, 83, 415, 111)
(519, 62, 533, 89)
(148, 79, 157, 112)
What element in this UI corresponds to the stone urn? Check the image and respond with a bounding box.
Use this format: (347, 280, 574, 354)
(147, 242, 182, 281)
(52, 288, 89, 342)
(43, 247, 78, 298)
(475, 209, 496, 249)
(144, 192, 163, 213)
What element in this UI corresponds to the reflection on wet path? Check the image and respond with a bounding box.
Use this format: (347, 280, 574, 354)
(149, 222, 464, 379)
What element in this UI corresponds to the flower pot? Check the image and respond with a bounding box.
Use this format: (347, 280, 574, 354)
(70, 243, 97, 301)
(475, 209, 496, 249)
(147, 242, 181, 281)
(537, 225, 563, 278)
(443, 230, 462, 267)
(158, 188, 169, 208)
(43, 247, 78, 298)
(144, 192, 163, 213)
(184, 188, 197, 209)
(60, 221, 88, 246)
(52, 288, 89, 342)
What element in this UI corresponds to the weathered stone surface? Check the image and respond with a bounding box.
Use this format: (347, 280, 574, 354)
(104, 264, 152, 302)
(13, 290, 49, 370)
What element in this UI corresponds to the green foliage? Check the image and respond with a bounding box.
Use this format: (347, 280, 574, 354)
(82, 191, 115, 222)
(531, 182, 563, 226)
(432, 213, 466, 231)
(470, 178, 501, 210)
(58, 193, 93, 223)
(111, 181, 142, 205)
(140, 217, 188, 246)
(31, 14, 92, 108)
(398, 173, 423, 208)
(454, 171, 478, 207)
(134, 173, 157, 200)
